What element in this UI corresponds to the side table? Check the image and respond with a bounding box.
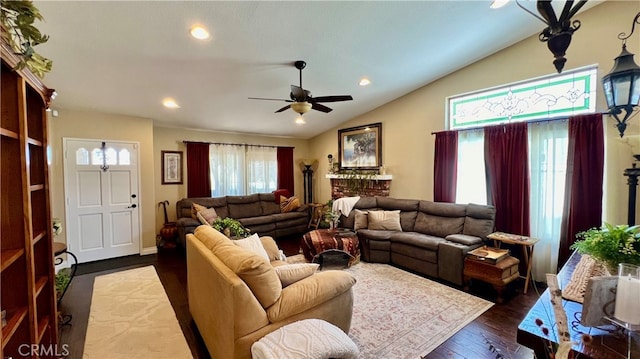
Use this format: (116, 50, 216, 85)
(308, 203, 326, 230)
(487, 232, 539, 294)
(463, 255, 520, 303)
(54, 242, 78, 325)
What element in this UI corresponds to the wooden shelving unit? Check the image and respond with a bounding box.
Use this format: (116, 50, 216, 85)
(1, 39, 58, 358)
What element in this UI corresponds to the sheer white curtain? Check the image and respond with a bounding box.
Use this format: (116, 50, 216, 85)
(246, 146, 277, 194)
(209, 144, 245, 196)
(455, 129, 487, 205)
(528, 120, 568, 281)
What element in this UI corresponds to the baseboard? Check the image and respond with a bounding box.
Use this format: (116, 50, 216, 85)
(141, 246, 158, 256)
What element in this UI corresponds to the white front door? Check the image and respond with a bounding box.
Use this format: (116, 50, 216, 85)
(63, 138, 141, 263)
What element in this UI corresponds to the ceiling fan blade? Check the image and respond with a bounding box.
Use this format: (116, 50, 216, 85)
(312, 102, 333, 113)
(248, 97, 293, 102)
(310, 95, 353, 103)
(290, 85, 307, 101)
(275, 104, 291, 113)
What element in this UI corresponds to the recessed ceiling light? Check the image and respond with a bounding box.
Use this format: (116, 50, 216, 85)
(190, 25, 210, 40)
(295, 117, 306, 125)
(162, 98, 180, 109)
(359, 78, 371, 86)
(490, 0, 509, 9)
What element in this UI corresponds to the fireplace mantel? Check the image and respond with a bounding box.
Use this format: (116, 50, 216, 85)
(325, 174, 393, 180)
(326, 173, 393, 199)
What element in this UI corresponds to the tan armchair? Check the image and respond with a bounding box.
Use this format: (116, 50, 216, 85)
(186, 225, 356, 359)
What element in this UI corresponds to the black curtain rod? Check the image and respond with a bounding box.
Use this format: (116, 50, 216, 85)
(182, 140, 293, 149)
(428, 113, 602, 135)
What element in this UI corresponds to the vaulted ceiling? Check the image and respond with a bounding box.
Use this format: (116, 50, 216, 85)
(34, 1, 600, 139)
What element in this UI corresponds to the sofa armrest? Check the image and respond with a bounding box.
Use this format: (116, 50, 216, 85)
(266, 270, 356, 322)
(438, 240, 483, 286)
(445, 234, 483, 246)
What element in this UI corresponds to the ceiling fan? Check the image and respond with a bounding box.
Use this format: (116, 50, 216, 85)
(249, 60, 353, 115)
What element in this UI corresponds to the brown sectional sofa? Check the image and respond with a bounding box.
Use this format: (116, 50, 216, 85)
(176, 193, 309, 247)
(339, 196, 495, 286)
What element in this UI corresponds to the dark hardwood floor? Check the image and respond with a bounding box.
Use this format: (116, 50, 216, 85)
(58, 236, 540, 359)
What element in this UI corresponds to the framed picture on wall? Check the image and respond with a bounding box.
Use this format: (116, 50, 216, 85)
(161, 151, 183, 185)
(338, 122, 382, 170)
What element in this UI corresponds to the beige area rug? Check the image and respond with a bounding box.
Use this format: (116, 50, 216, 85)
(345, 262, 493, 359)
(83, 266, 192, 359)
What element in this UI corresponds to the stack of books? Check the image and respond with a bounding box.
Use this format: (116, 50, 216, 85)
(468, 246, 510, 264)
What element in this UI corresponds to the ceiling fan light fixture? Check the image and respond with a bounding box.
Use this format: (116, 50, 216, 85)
(291, 101, 312, 115)
(190, 25, 211, 40)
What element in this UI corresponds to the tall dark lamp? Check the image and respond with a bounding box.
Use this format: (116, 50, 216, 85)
(602, 12, 640, 138)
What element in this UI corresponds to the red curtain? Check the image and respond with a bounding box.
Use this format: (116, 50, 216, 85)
(433, 131, 458, 202)
(484, 122, 530, 235)
(558, 113, 604, 267)
(186, 142, 211, 197)
(277, 147, 294, 197)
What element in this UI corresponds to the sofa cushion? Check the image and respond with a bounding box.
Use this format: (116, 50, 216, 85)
(260, 193, 281, 215)
(232, 233, 270, 261)
(463, 204, 496, 238)
(214, 243, 282, 308)
(389, 232, 444, 251)
(274, 263, 319, 287)
(367, 210, 402, 231)
(419, 201, 467, 217)
(445, 234, 483, 246)
(354, 197, 378, 209)
(354, 209, 368, 231)
(414, 212, 464, 238)
(280, 196, 301, 213)
(377, 197, 419, 212)
(271, 211, 308, 221)
(227, 194, 262, 218)
(356, 229, 394, 241)
(399, 211, 419, 232)
(266, 270, 356, 322)
(240, 215, 276, 227)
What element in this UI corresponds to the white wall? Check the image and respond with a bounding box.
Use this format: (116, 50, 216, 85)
(309, 0, 640, 225)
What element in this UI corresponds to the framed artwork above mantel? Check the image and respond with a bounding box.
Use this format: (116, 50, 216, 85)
(338, 122, 382, 171)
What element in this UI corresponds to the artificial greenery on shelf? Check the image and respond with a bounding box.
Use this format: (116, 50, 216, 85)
(211, 217, 250, 238)
(1, 0, 52, 77)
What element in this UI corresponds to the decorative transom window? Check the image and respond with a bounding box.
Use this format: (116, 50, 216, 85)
(447, 66, 597, 130)
(75, 147, 131, 165)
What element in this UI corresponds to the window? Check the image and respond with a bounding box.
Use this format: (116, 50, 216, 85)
(209, 144, 277, 196)
(448, 66, 597, 130)
(455, 129, 486, 205)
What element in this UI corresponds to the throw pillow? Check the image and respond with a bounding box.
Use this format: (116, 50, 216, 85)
(191, 203, 207, 220)
(196, 207, 218, 226)
(260, 236, 281, 261)
(354, 209, 369, 231)
(232, 233, 270, 261)
(280, 195, 301, 213)
(367, 210, 402, 231)
(274, 263, 319, 287)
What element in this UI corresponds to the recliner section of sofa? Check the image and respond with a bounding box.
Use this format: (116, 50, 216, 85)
(176, 193, 308, 247)
(340, 197, 495, 286)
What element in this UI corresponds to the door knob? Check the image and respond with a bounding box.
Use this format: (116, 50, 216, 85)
(128, 204, 137, 208)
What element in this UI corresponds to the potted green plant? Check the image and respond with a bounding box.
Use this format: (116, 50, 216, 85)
(211, 217, 250, 238)
(571, 223, 640, 274)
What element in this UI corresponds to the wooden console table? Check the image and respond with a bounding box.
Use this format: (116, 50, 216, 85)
(517, 252, 639, 358)
(487, 231, 539, 294)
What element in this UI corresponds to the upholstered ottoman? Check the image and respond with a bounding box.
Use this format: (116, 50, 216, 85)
(302, 229, 360, 266)
(463, 255, 520, 303)
(251, 319, 359, 359)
